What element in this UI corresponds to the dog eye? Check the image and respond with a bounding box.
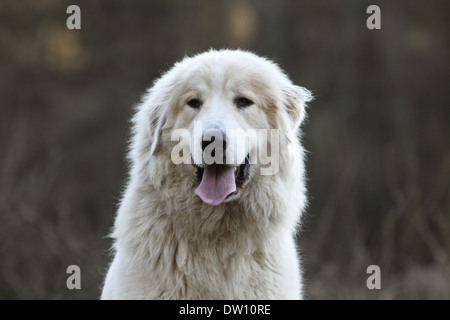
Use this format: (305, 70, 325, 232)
(187, 98, 202, 109)
(235, 97, 253, 108)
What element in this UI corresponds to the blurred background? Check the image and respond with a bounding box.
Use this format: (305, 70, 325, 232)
(0, 0, 448, 299)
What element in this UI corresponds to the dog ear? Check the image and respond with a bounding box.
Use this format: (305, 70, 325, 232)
(146, 103, 166, 155)
(128, 92, 167, 171)
(138, 86, 167, 156)
(282, 85, 313, 131)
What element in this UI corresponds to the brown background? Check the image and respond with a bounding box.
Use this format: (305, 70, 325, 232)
(0, 0, 448, 299)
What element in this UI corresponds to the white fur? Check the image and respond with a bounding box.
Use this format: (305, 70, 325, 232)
(101, 49, 312, 299)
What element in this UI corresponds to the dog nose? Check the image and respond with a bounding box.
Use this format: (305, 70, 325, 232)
(201, 137, 213, 152)
(201, 130, 227, 163)
(201, 131, 227, 152)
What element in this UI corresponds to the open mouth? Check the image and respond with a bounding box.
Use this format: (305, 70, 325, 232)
(194, 156, 250, 206)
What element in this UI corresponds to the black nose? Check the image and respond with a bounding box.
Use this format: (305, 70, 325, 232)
(202, 132, 226, 151)
(201, 130, 227, 162)
(201, 136, 214, 152)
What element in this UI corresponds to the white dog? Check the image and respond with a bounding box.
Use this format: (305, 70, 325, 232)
(102, 49, 312, 299)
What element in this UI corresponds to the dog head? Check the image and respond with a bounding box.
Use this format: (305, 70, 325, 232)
(133, 49, 312, 206)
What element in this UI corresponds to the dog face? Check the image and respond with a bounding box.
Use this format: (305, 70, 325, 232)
(140, 50, 312, 206)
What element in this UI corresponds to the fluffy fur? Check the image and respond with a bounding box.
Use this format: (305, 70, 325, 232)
(102, 49, 312, 299)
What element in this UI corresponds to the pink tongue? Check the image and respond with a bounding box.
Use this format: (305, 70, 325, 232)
(195, 165, 236, 206)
